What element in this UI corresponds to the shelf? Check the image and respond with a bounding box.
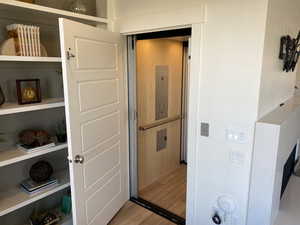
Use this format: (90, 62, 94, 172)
(0, 98, 64, 116)
(0, 143, 67, 168)
(0, 170, 70, 217)
(0, 56, 62, 62)
(0, 0, 108, 25)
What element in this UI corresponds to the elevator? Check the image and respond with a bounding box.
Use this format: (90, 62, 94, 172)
(128, 28, 191, 225)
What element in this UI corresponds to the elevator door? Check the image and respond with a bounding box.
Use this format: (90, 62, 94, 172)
(136, 38, 186, 218)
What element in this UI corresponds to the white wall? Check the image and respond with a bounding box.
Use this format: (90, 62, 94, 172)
(112, 0, 206, 33)
(112, 0, 269, 224)
(193, 2, 268, 224)
(257, 0, 300, 118)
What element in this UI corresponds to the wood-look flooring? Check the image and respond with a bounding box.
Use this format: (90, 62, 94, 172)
(109, 165, 186, 225)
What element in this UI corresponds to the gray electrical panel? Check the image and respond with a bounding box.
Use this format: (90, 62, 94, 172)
(155, 65, 169, 120)
(157, 128, 167, 151)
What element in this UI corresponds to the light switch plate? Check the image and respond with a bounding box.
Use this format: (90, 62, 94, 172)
(201, 122, 209, 137)
(226, 128, 247, 143)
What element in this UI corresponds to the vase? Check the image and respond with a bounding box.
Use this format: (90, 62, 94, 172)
(0, 85, 5, 106)
(68, 0, 87, 15)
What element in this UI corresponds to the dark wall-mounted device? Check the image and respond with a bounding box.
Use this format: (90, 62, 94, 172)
(279, 31, 300, 72)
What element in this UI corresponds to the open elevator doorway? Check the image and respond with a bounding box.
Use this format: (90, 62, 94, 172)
(128, 28, 191, 225)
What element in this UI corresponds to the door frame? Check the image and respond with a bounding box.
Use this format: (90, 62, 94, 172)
(180, 39, 191, 164)
(122, 23, 203, 225)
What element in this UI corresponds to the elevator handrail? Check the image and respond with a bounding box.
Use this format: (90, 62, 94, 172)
(139, 115, 182, 131)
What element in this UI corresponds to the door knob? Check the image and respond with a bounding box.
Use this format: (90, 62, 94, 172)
(74, 155, 84, 164)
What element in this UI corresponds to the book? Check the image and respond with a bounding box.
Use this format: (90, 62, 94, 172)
(17, 25, 23, 56)
(21, 177, 58, 195)
(33, 26, 39, 57)
(19, 25, 26, 56)
(18, 142, 56, 153)
(37, 27, 41, 56)
(29, 26, 36, 56)
(24, 26, 29, 56)
(27, 26, 33, 56)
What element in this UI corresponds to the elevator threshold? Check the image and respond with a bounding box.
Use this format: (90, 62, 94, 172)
(131, 197, 186, 225)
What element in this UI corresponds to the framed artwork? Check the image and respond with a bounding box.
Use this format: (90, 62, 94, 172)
(16, 79, 41, 105)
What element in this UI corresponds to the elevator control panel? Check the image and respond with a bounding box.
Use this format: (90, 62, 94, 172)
(157, 128, 167, 151)
(155, 65, 169, 120)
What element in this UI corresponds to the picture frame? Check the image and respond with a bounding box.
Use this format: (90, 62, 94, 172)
(16, 79, 41, 105)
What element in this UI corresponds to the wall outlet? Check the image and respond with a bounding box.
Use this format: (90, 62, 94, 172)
(229, 150, 245, 166)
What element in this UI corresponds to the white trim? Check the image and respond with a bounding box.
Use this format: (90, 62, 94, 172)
(115, 4, 207, 35)
(127, 36, 138, 198)
(120, 25, 192, 36)
(186, 23, 203, 225)
(122, 35, 131, 201)
(122, 24, 203, 224)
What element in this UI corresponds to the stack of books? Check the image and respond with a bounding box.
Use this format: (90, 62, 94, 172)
(6, 24, 41, 56)
(21, 177, 58, 195)
(18, 142, 56, 153)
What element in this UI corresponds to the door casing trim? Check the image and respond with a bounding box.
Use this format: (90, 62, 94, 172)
(123, 23, 204, 225)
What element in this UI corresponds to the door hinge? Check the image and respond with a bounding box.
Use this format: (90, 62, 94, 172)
(131, 109, 137, 121)
(68, 156, 73, 163)
(66, 51, 76, 60)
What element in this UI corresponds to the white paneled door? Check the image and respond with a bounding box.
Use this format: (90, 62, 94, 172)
(59, 19, 128, 225)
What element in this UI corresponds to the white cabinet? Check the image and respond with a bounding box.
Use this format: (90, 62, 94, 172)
(0, 2, 128, 225)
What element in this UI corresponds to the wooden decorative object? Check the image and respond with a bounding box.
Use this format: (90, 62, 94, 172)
(29, 160, 53, 182)
(19, 129, 50, 147)
(16, 79, 41, 105)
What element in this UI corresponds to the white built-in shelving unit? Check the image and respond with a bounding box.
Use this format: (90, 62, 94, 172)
(0, 1, 108, 224)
